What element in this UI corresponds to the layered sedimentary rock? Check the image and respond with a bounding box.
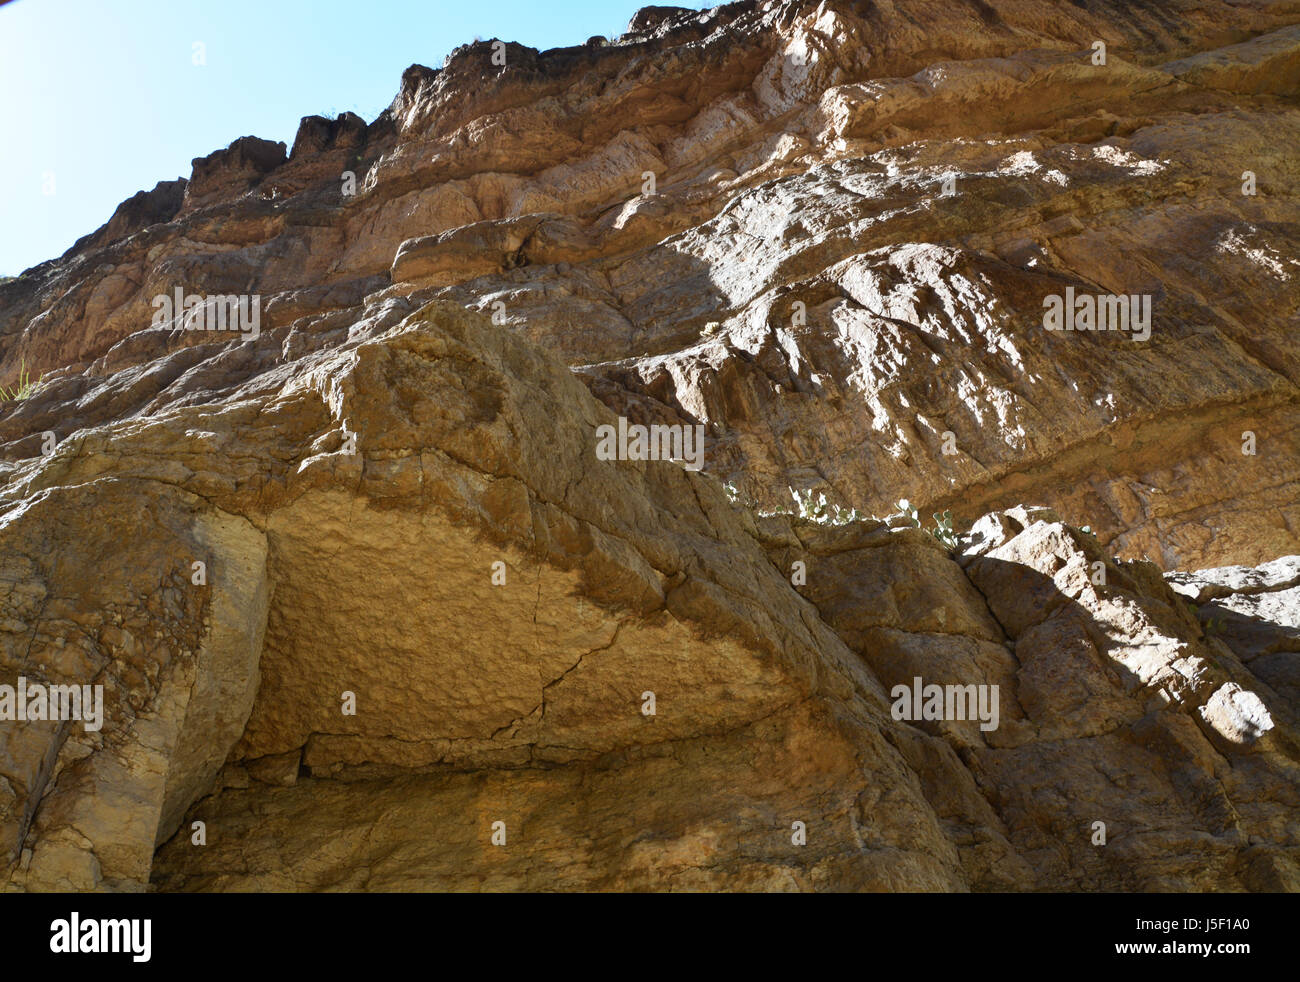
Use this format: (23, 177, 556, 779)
(1, 0, 1298, 891)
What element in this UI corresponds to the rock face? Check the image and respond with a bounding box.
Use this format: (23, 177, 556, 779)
(1, 0, 1298, 892)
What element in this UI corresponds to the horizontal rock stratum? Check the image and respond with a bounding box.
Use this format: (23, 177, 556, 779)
(1, 0, 1298, 892)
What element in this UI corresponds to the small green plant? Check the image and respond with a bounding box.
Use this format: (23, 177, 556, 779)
(1182, 601, 1227, 635)
(774, 487, 866, 525)
(931, 509, 958, 549)
(897, 499, 921, 528)
(898, 500, 960, 549)
(0, 360, 40, 402)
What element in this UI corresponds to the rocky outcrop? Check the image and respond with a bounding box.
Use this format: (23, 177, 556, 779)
(182, 136, 288, 213)
(1168, 557, 1300, 714)
(4, 0, 1298, 571)
(1, 0, 1298, 892)
(65, 180, 187, 258)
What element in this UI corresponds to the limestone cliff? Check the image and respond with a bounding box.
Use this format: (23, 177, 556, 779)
(0, 0, 1297, 892)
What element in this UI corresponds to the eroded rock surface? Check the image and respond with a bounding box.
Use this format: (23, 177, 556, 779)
(1, 0, 1298, 892)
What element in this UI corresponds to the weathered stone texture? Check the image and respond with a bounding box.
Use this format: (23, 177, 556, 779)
(1, 0, 1298, 891)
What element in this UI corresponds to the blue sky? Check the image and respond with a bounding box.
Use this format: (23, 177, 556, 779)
(0, 0, 700, 275)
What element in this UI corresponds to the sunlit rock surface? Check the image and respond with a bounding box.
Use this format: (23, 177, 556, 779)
(1, 0, 1298, 892)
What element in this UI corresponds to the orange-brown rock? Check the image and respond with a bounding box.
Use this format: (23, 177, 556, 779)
(1, 0, 1298, 892)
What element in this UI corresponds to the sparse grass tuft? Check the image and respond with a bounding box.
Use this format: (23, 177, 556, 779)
(0, 360, 42, 402)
